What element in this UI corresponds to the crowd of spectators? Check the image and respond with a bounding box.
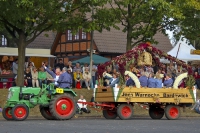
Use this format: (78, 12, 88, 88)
(0, 57, 98, 89)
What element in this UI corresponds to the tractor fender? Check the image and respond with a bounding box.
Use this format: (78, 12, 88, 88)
(63, 89, 77, 97)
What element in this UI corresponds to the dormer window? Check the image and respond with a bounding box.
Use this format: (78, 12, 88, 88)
(66, 29, 88, 41)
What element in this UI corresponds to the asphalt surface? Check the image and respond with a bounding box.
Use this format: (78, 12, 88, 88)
(0, 117, 199, 133)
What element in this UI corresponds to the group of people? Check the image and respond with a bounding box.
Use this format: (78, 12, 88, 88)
(0, 58, 73, 89)
(0, 57, 99, 90)
(102, 62, 200, 89)
(58, 59, 97, 90)
(25, 58, 98, 90)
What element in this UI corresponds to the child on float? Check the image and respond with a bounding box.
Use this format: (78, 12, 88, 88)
(147, 72, 156, 88)
(155, 73, 162, 88)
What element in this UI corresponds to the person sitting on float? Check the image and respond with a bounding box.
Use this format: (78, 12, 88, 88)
(163, 73, 173, 88)
(139, 72, 148, 87)
(132, 67, 140, 77)
(108, 73, 120, 88)
(147, 72, 156, 88)
(171, 69, 177, 82)
(155, 73, 162, 88)
(146, 65, 154, 74)
(103, 67, 113, 86)
(125, 74, 135, 87)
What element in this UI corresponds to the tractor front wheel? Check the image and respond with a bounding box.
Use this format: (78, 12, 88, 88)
(39, 105, 55, 120)
(2, 107, 13, 120)
(49, 93, 76, 120)
(103, 109, 117, 119)
(12, 104, 29, 121)
(117, 104, 133, 120)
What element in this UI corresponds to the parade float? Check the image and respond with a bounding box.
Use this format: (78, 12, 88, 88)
(94, 43, 196, 120)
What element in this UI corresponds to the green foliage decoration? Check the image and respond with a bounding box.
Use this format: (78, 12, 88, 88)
(186, 75, 195, 90)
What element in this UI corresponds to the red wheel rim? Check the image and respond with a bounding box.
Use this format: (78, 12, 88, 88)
(169, 107, 178, 118)
(14, 106, 27, 118)
(107, 110, 116, 116)
(121, 106, 131, 118)
(5, 107, 12, 119)
(55, 98, 74, 116)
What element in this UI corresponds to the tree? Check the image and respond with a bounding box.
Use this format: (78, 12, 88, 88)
(92, 0, 200, 51)
(168, 1, 200, 49)
(0, 0, 98, 86)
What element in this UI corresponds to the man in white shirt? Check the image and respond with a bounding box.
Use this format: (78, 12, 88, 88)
(77, 95, 90, 114)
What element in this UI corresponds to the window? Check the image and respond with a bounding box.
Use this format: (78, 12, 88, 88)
(74, 32, 79, 40)
(1, 35, 7, 46)
(67, 30, 72, 41)
(82, 31, 86, 39)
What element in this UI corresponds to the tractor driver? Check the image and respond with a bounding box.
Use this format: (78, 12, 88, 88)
(42, 62, 72, 88)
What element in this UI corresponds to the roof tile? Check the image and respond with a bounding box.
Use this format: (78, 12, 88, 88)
(93, 25, 172, 53)
(27, 31, 56, 49)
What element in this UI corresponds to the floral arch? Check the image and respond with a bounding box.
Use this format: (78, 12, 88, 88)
(98, 43, 193, 77)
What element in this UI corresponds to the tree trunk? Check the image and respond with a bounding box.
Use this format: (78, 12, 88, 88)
(126, 27, 132, 51)
(126, 3, 132, 52)
(16, 33, 26, 87)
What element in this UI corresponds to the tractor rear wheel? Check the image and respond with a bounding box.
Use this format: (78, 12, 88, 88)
(103, 109, 117, 119)
(49, 93, 76, 120)
(2, 107, 13, 120)
(12, 104, 29, 121)
(165, 105, 180, 120)
(39, 105, 55, 120)
(149, 106, 164, 119)
(117, 104, 133, 120)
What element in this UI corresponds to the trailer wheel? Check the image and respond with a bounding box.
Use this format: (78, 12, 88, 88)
(39, 105, 55, 120)
(2, 107, 13, 120)
(117, 104, 133, 120)
(103, 109, 117, 119)
(149, 106, 164, 119)
(49, 93, 76, 120)
(12, 104, 29, 121)
(165, 105, 180, 120)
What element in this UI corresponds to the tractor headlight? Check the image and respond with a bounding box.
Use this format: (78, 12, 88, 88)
(7, 91, 13, 100)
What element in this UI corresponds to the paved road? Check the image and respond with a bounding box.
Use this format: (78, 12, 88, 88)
(0, 117, 199, 133)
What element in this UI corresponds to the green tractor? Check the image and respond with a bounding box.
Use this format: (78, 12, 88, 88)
(2, 84, 77, 121)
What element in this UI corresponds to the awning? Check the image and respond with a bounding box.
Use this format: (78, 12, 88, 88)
(0, 47, 55, 57)
(72, 54, 110, 65)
